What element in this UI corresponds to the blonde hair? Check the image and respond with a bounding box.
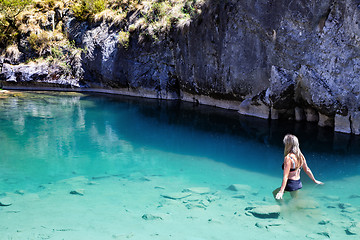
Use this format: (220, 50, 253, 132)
(283, 134, 304, 169)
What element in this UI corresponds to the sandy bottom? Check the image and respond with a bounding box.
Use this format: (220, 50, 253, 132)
(0, 151, 359, 240)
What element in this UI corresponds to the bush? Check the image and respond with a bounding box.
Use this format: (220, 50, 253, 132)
(72, 0, 107, 22)
(28, 31, 50, 55)
(118, 30, 130, 49)
(0, 0, 33, 48)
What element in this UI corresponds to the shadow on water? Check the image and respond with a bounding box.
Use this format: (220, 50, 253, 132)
(91, 93, 360, 181)
(98, 93, 360, 154)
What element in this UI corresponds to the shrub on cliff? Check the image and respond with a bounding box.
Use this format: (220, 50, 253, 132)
(0, 0, 33, 48)
(72, 0, 107, 22)
(118, 30, 130, 48)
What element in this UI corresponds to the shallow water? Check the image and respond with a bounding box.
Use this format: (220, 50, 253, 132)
(0, 91, 359, 239)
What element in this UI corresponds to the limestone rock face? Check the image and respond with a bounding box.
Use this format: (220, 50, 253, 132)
(0, 62, 80, 88)
(2, 0, 360, 134)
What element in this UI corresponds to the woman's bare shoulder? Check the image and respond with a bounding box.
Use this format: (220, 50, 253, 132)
(283, 154, 293, 163)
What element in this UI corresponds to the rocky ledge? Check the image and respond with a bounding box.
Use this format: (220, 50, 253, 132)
(2, 0, 360, 135)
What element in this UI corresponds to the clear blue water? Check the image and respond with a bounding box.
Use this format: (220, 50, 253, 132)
(0, 91, 359, 239)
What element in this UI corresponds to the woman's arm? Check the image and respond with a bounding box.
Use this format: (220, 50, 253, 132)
(276, 156, 291, 199)
(302, 158, 324, 185)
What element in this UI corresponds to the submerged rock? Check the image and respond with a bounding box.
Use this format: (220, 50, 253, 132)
(232, 194, 246, 199)
(185, 203, 207, 210)
(253, 207, 280, 218)
(15, 190, 25, 195)
(317, 232, 330, 238)
(255, 222, 266, 229)
(349, 194, 360, 199)
(161, 192, 191, 200)
(139, 176, 151, 182)
(338, 203, 352, 209)
(183, 187, 211, 195)
(0, 197, 12, 206)
(318, 220, 331, 225)
(92, 175, 111, 180)
(226, 184, 251, 192)
(87, 181, 98, 185)
(142, 214, 163, 220)
(207, 218, 222, 224)
(70, 189, 84, 196)
(342, 207, 357, 213)
(346, 225, 360, 235)
(248, 205, 281, 219)
(206, 195, 220, 202)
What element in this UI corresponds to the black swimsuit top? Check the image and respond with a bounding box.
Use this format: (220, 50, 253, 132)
(282, 155, 297, 172)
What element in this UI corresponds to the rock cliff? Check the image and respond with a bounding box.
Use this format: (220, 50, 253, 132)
(1, 0, 360, 134)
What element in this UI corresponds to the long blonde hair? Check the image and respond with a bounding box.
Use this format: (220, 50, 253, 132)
(283, 134, 304, 169)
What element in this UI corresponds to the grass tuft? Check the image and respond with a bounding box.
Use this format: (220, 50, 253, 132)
(118, 30, 130, 49)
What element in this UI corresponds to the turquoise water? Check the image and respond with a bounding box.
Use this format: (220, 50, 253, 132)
(0, 91, 359, 239)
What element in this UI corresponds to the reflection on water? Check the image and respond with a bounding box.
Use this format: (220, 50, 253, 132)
(0, 91, 360, 186)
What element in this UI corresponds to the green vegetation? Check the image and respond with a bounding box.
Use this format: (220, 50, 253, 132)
(0, 0, 33, 47)
(72, 0, 106, 22)
(1, 0, 206, 59)
(118, 31, 130, 49)
(109, 0, 204, 46)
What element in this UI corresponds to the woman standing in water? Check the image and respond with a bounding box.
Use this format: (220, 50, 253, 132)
(274, 134, 323, 200)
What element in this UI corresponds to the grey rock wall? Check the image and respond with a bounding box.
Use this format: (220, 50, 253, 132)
(2, 0, 360, 134)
